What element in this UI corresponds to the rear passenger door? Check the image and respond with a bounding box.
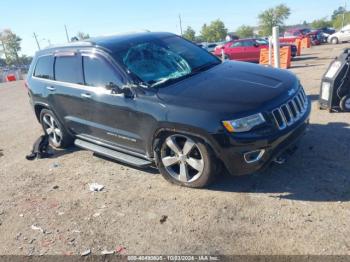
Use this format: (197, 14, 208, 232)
(47, 51, 92, 135)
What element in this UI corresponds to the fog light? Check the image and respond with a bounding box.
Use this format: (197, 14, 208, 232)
(244, 149, 265, 164)
(321, 82, 331, 101)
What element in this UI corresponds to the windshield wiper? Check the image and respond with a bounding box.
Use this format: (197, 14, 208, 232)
(150, 62, 220, 88)
(151, 74, 191, 88)
(191, 61, 221, 74)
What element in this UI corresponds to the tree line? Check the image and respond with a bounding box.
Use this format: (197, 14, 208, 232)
(0, 30, 90, 67)
(1, 4, 349, 66)
(183, 4, 350, 42)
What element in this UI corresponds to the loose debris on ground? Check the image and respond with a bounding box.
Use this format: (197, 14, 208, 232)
(89, 183, 105, 192)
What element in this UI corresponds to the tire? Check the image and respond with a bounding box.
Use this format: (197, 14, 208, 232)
(155, 133, 217, 188)
(340, 95, 350, 112)
(331, 37, 339, 44)
(39, 109, 73, 148)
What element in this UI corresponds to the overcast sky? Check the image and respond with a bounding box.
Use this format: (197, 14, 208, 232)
(0, 0, 347, 56)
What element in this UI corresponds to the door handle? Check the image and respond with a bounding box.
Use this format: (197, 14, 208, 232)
(81, 93, 92, 98)
(46, 86, 56, 91)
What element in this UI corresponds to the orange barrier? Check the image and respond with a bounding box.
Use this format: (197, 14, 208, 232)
(294, 39, 302, 56)
(301, 37, 311, 48)
(259, 46, 292, 69)
(6, 74, 16, 82)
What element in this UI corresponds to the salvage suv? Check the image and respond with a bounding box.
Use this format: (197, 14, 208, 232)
(27, 32, 311, 188)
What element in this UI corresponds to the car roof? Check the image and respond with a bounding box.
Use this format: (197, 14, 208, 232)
(35, 32, 176, 56)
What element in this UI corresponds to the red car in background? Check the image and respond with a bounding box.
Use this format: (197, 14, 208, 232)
(213, 38, 297, 63)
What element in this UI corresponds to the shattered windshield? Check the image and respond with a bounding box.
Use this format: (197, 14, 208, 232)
(113, 35, 220, 87)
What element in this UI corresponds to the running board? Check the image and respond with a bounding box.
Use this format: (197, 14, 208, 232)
(74, 139, 152, 167)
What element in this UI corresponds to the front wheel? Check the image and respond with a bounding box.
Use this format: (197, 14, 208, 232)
(155, 134, 217, 188)
(340, 95, 350, 112)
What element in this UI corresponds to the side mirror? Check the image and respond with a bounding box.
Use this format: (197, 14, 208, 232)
(106, 82, 133, 97)
(254, 43, 259, 47)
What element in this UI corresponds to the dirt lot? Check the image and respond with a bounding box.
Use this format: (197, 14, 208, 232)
(0, 43, 350, 256)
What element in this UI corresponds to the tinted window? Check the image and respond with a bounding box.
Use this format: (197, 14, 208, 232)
(231, 41, 243, 47)
(54, 56, 83, 84)
(255, 39, 268, 45)
(83, 56, 122, 87)
(242, 40, 255, 47)
(34, 55, 54, 79)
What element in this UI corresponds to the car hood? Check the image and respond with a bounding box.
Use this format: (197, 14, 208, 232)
(156, 61, 299, 115)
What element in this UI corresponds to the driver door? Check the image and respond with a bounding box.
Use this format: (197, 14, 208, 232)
(79, 52, 144, 154)
(226, 40, 245, 61)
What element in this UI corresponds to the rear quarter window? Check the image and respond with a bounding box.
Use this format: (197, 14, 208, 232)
(33, 55, 54, 79)
(54, 56, 83, 84)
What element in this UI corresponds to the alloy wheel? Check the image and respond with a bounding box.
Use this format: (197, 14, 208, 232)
(160, 135, 204, 183)
(42, 113, 62, 147)
(345, 98, 350, 110)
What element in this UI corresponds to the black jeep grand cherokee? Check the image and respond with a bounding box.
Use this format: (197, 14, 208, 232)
(27, 32, 311, 188)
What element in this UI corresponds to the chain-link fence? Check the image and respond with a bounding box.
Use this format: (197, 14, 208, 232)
(0, 68, 24, 83)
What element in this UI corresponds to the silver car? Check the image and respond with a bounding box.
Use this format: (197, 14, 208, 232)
(328, 25, 350, 44)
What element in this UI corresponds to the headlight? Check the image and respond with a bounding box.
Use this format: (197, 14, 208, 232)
(321, 82, 331, 101)
(325, 61, 341, 78)
(222, 113, 266, 133)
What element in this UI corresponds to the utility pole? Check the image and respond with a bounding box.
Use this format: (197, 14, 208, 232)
(33, 32, 41, 50)
(64, 25, 70, 42)
(342, 0, 348, 28)
(178, 14, 183, 36)
(272, 26, 280, 69)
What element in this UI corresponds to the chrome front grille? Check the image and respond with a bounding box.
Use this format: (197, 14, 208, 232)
(272, 88, 308, 130)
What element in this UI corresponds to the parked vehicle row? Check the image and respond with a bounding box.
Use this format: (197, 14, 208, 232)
(282, 28, 324, 45)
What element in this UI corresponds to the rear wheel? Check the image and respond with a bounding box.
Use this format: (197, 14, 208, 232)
(40, 109, 73, 148)
(340, 95, 350, 112)
(156, 134, 217, 188)
(331, 37, 339, 44)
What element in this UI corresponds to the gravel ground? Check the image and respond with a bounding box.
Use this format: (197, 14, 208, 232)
(0, 43, 349, 256)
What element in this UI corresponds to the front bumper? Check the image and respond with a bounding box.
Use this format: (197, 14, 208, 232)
(215, 100, 311, 176)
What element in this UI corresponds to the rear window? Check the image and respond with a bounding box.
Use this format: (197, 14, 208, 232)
(54, 56, 83, 84)
(33, 55, 54, 79)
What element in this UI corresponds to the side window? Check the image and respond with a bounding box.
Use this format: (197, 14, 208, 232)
(34, 55, 54, 79)
(54, 56, 83, 84)
(242, 40, 255, 47)
(83, 56, 122, 88)
(231, 41, 243, 48)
